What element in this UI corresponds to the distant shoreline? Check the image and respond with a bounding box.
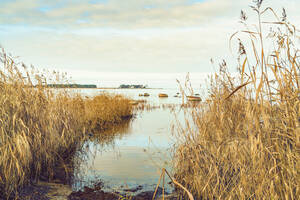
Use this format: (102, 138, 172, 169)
(57, 87, 164, 89)
(48, 87, 165, 89)
(97, 87, 163, 89)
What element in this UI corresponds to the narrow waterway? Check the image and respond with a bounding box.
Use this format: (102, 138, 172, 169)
(72, 106, 186, 194)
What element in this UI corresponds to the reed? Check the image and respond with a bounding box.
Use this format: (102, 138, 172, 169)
(173, 1, 299, 199)
(84, 94, 133, 132)
(0, 49, 133, 198)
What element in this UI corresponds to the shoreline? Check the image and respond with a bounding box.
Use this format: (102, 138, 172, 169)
(94, 87, 164, 89)
(18, 181, 178, 200)
(50, 87, 164, 89)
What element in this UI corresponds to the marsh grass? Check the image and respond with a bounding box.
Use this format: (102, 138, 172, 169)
(173, 2, 299, 199)
(0, 49, 133, 199)
(84, 94, 133, 131)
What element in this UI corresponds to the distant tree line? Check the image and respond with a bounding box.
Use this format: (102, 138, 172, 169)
(119, 84, 147, 89)
(47, 84, 97, 88)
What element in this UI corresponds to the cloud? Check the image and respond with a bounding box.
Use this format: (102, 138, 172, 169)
(1, 0, 299, 29)
(0, 22, 234, 73)
(0, 0, 299, 87)
(0, 0, 241, 28)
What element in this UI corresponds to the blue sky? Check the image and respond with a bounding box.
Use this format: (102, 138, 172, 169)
(0, 0, 299, 87)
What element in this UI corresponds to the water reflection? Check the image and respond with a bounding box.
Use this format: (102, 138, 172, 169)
(72, 108, 179, 194)
(89, 118, 133, 147)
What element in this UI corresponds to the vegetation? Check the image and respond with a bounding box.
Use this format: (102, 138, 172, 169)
(119, 84, 147, 89)
(0, 49, 133, 199)
(47, 84, 97, 88)
(84, 94, 133, 131)
(173, 1, 299, 199)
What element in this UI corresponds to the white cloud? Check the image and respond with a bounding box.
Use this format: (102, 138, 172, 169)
(0, 0, 240, 28)
(0, 0, 299, 87)
(1, 0, 299, 28)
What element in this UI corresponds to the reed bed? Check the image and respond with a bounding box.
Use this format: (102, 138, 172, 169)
(0, 49, 133, 198)
(84, 94, 133, 131)
(133, 101, 200, 112)
(134, 103, 178, 111)
(173, 1, 299, 199)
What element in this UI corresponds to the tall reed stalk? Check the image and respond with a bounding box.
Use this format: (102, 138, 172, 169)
(173, 1, 299, 199)
(0, 49, 133, 199)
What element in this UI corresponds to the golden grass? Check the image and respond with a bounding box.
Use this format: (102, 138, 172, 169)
(84, 94, 132, 131)
(173, 2, 299, 199)
(0, 50, 133, 198)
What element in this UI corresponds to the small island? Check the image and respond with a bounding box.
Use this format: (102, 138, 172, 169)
(47, 84, 97, 88)
(119, 84, 147, 89)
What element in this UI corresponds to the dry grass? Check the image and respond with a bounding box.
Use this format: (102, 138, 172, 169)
(84, 94, 132, 131)
(173, 2, 299, 199)
(0, 49, 133, 198)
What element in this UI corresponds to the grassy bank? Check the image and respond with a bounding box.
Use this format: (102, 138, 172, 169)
(173, 2, 299, 199)
(0, 50, 133, 198)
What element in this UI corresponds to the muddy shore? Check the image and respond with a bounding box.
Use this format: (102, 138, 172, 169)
(16, 182, 178, 200)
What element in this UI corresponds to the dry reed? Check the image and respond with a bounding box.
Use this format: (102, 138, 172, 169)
(0, 49, 133, 199)
(173, 1, 299, 199)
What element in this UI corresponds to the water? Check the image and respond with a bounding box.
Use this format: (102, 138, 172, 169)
(78, 88, 183, 104)
(70, 87, 206, 104)
(72, 88, 191, 194)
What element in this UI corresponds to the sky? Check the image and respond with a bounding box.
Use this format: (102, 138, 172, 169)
(0, 0, 299, 88)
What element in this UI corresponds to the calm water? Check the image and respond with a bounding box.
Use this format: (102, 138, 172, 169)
(78, 88, 184, 104)
(72, 88, 192, 194)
